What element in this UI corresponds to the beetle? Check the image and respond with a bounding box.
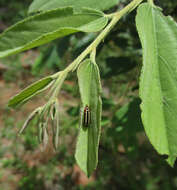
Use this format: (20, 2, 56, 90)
(83, 105, 91, 127)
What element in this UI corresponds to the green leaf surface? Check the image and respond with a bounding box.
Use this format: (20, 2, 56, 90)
(29, 0, 118, 13)
(0, 7, 108, 58)
(8, 76, 54, 108)
(136, 3, 177, 164)
(75, 59, 102, 177)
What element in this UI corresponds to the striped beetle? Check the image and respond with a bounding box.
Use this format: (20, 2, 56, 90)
(83, 105, 91, 127)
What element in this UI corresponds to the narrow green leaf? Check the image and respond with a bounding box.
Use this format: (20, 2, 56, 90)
(8, 76, 54, 108)
(0, 7, 108, 58)
(136, 3, 177, 164)
(29, 0, 118, 13)
(75, 59, 102, 177)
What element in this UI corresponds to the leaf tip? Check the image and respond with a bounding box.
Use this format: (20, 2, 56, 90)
(166, 155, 176, 167)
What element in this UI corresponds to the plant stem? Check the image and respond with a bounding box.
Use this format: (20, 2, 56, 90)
(61, 0, 143, 73)
(51, 71, 67, 98)
(148, 0, 154, 6)
(90, 48, 96, 63)
(51, 0, 143, 96)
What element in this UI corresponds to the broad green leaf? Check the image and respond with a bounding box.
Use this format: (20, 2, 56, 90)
(136, 3, 177, 165)
(29, 0, 118, 14)
(75, 59, 102, 177)
(8, 76, 54, 108)
(0, 7, 108, 58)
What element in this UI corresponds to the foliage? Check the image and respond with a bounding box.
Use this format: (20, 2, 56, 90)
(0, 0, 177, 188)
(136, 3, 177, 166)
(28, 0, 118, 13)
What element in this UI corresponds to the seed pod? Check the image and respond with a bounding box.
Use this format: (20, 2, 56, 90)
(42, 125, 48, 150)
(51, 99, 60, 150)
(18, 107, 41, 135)
(38, 122, 44, 143)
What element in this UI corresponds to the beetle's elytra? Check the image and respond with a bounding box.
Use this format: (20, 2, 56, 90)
(83, 105, 91, 127)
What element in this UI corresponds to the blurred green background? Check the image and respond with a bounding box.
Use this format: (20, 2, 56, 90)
(0, 0, 177, 189)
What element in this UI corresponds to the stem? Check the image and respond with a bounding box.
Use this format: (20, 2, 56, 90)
(51, 71, 67, 98)
(46, 71, 67, 106)
(148, 0, 154, 6)
(62, 0, 143, 73)
(51, 0, 143, 96)
(90, 48, 96, 63)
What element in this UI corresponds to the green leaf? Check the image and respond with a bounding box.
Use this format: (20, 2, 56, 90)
(136, 3, 177, 165)
(0, 7, 108, 58)
(167, 155, 176, 167)
(29, 0, 118, 14)
(75, 59, 102, 177)
(8, 76, 54, 108)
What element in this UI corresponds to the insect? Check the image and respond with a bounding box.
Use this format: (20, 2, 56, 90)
(83, 105, 91, 127)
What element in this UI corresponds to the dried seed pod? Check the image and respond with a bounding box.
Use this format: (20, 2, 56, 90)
(18, 107, 41, 135)
(38, 122, 44, 143)
(42, 126, 48, 150)
(51, 99, 60, 150)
